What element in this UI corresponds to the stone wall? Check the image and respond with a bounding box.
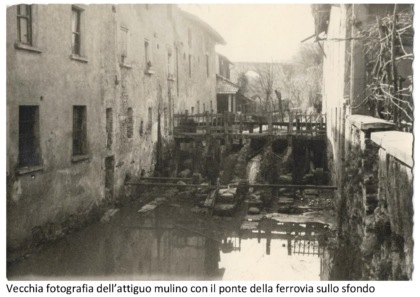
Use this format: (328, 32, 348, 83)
(334, 115, 413, 280)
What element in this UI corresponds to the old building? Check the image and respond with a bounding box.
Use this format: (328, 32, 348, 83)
(6, 4, 224, 254)
(216, 54, 255, 114)
(318, 4, 414, 279)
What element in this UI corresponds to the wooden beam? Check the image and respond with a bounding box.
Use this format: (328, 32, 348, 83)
(139, 177, 191, 181)
(125, 182, 217, 188)
(247, 184, 337, 190)
(126, 182, 336, 190)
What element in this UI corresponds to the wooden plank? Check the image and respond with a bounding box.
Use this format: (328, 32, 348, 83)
(125, 182, 217, 188)
(249, 184, 337, 190)
(139, 177, 191, 181)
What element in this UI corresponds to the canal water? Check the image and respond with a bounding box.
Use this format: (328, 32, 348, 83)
(7, 200, 333, 280)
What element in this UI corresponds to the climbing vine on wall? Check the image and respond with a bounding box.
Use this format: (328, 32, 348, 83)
(362, 5, 413, 130)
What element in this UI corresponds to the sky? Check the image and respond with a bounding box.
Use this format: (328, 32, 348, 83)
(180, 4, 315, 63)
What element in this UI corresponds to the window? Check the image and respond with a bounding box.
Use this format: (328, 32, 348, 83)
(106, 108, 113, 149)
(145, 40, 150, 68)
(19, 106, 40, 167)
(164, 107, 168, 133)
(147, 107, 152, 132)
(206, 54, 209, 78)
(71, 7, 82, 55)
(73, 106, 87, 156)
(17, 4, 32, 45)
(119, 27, 128, 64)
(188, 55, 192, 78)
(167, 51, 173, 77)
(140, 120, 144, 136)
(127, 108, 133, 138)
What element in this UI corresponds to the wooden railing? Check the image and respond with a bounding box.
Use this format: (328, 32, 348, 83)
(173, 111, 326, 137)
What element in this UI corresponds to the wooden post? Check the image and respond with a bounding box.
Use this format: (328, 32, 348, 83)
(309, 114, 313, 136)
(239, 113, 243, 135)
(205, 111, 210, 135)
(288, 111, 294, 134)
(174, 139, 180, 175)
(268, 111, 273, 134)
(224, 111, 229, 134)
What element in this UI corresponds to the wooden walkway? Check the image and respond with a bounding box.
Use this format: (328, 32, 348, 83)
(173, 111, 326, 140)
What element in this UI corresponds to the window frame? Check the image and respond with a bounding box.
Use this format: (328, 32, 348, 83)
(71, 7, 82, 56)
(18, 105, 41, 169)
(147, 107, 153, 133)
(127, 108, 134, 139)
(119, 26, 128, 64)
(17, 4, 32, 45)
(72, 105, 88, 158)
(106, 108, 113, 150)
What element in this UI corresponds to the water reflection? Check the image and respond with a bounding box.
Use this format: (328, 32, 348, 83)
(8, 203, 332, 280)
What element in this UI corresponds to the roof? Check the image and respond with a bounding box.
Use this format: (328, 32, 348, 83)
(237, 93, 255, 103)
(216, 74, 239, 94)
(217, 53, 234, 65)
(180, 10, 226, 45)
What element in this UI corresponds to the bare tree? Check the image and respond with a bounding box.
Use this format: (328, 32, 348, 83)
(361, 5, 413, 129)
(247, 62, 284, 113)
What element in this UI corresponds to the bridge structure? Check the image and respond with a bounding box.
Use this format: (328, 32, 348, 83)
(173, 110, 326, 141)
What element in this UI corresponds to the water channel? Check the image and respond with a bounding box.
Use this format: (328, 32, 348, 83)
(8, 144, 338, 281)
(8, 197, 335, 280)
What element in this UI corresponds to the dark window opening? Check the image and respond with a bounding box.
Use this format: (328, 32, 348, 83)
(73, 106, 87, 156)
(145, 40, 151, 69)
(164, 107, 168, 134)
(119, 27, 128, 63)
(106, 108, 113, 149)
(167, 51, 173, 76)
(17, 4, 32, 45)
(71, 7, 82, 55)
(147, 107, 152, 132)
(127, 108, 133, 138)
(140, 120, 144, 136)
(19, 106, 40, 167)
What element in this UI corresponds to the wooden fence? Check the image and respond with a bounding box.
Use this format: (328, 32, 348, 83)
(174, 111, 326, 137)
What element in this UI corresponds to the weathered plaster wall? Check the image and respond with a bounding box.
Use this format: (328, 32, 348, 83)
(7, 4, 220, 253)
(7, 4, 114, 250)
(322, 4, 350, 189)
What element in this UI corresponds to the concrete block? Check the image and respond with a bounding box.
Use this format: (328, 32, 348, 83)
(347, 115, 396, 131)
(371, 131, 413, 168)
